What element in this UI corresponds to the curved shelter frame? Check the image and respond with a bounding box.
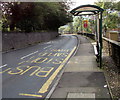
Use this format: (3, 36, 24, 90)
(70, 5, 104, 68)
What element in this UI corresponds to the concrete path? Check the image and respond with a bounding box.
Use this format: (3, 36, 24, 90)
(50, 35, 111, 99)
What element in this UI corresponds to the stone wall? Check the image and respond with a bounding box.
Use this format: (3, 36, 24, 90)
(2, 32, 58, 52)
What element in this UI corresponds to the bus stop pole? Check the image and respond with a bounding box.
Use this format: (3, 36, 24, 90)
(99, 11, 103, 68)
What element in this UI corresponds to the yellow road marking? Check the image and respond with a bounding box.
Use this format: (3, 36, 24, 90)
(20, 66, 39, 75)
(19, 93, 42, 97)
(46, 58, 53, 63)
(38, 46, 76, 93)
(0, 68, 11, 74)
(35, 67, 54, 77)
(18, 61, 25, 65)
(29, 56, 35, 59)
(31, 57, 48, 63)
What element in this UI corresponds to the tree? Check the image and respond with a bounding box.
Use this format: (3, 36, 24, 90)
(1, 2, 72, 32)
(95, 1, 119, 31)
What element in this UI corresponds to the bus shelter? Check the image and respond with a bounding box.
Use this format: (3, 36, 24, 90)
(70, 5, 104, 68)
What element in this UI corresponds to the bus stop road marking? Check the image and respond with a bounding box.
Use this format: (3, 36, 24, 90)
(38, 46, 76, 93)
(18, 47, 76, 97)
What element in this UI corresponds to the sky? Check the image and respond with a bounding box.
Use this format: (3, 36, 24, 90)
(70, 0, 98, 10)
(70, 0, 120, 10)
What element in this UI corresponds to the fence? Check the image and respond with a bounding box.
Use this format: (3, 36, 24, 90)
(81, 32, 120, 71)
(103, 37, 120, 71)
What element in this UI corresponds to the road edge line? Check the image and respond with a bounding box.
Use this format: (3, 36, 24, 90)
(72, 35, 80, 56)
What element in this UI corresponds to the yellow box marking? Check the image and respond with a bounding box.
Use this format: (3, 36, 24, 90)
(19, 93, 42, 97)
(38, 46, 76, 93)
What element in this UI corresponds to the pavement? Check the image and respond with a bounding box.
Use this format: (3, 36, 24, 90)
(50, 35, 111, 99)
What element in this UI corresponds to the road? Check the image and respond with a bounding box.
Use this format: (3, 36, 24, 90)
(1, 35, 77, 98)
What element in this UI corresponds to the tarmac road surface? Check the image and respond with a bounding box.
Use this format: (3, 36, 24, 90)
(1, 35, 77, 98)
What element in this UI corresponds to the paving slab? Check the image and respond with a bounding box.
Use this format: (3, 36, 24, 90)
(51, 87, 110, 98)
(65, 56, 102, 72)
(55, 72, 106, 87)
(50, 35, 111, 99)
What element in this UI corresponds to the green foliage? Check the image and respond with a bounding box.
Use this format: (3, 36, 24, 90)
(72, 17, 81, 33)
(107, 13, 118, 29)
(60, 1, 119, 34)
(95, 1, 119, 30)
(117, 1, 120, 11)
(59, 16, 90, 34)
(1, 2, 72, 32)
